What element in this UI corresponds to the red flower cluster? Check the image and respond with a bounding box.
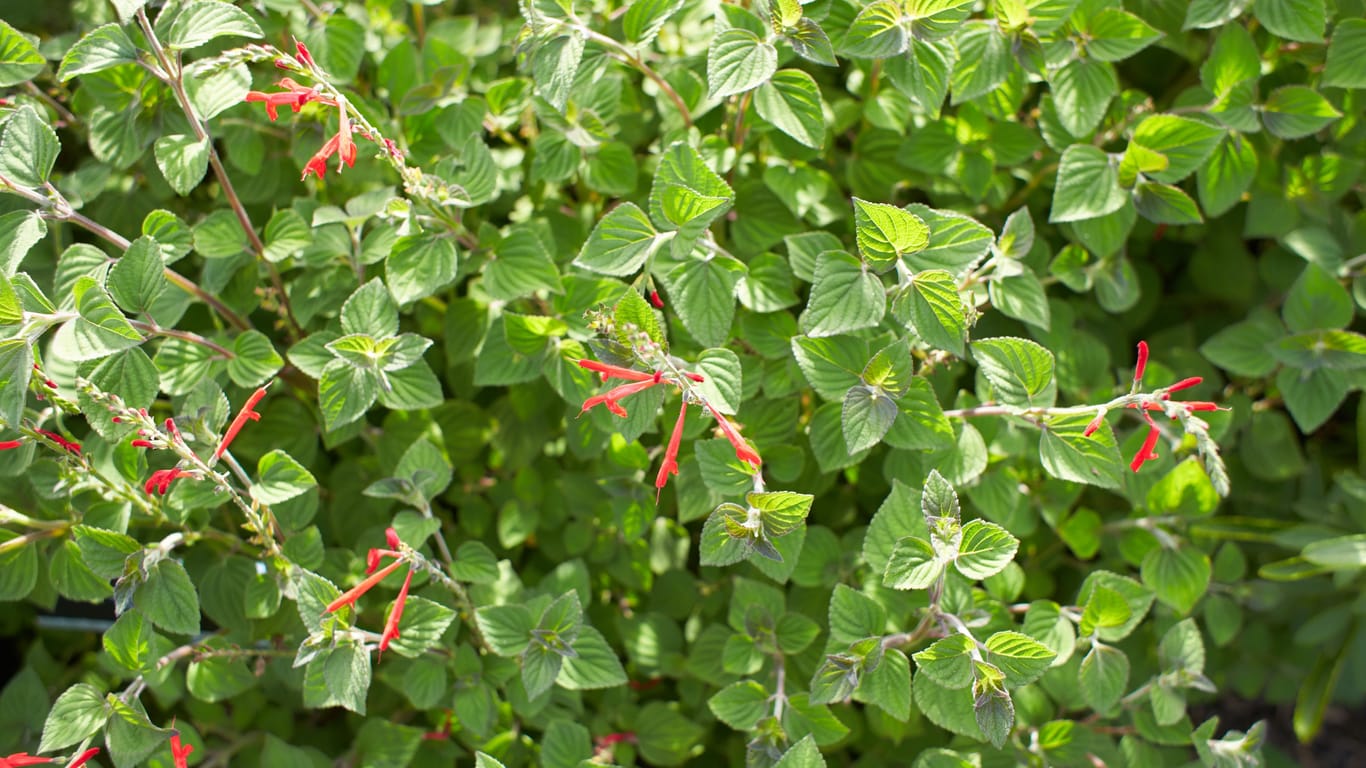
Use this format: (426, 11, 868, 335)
(325, 527, 413, 655)
(578, 357, 762, 501)
(245, 43, 356, 181)
(139, 385, 270, 496)
(34, 429, 80, 455)
(1095, 341, 1222, 473)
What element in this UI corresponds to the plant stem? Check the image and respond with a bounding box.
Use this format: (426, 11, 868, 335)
(136, 8, 302, 338)
(574, 25, 693, 128)
(128, 321, 235, 359)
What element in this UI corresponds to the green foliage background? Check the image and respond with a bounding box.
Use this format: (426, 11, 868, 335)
(0, 0, 1364, 766)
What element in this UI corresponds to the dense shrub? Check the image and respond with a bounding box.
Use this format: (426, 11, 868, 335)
(0, 0, 1363, 766)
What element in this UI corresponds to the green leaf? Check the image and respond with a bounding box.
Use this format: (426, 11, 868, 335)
(320, 641, 371, 714)
(1253, 0, 1325, 43)
(792, 335, 868, 401)
(694, 348, 743, 415)
(38, 684, 111, 753)
(159, 0, 264, 50)
(648, 142, 734, 253)
(774, 735, 826, 768)
(841, 0, 908, 59)
(153, 134, 210, 196)
(49, 540, 113, 603)
(624, 0, 685, 45)
(709, 680, 770, 730)
(484, 226, 563, 300)
(135, 559, 201, 636)
(386, 596, 456, 658)
(853, 198, 929, 269)
(950, 21, 1008, 103)
(1051, 59, 1117, 137)
(1302, 533, 1366, 569)
(53, 277, 144, 362)
(799, 252, 885, 337)
(1261, 85, 1341, 139)
(913, 634, 976, 689)
(576, 202, 661, 276)
(252, 449, 317, 505)
(0, 105, 59, 187)
(386, 234, 458, 305)
(749, 490, 814, 538)
(1141, 545, 1211, 615)
(1283, 263, 1352, 332)
(0, 528, 39, 601)
(1129, 115, 1225, 183)
(531, 34, 583, 111)
(635, 702, 705, 766)
(955, 520, 1019, 580)
(972, 673, 1014, 749)
(787, 17, 838, 67)
(108, 236, 167, 314)
(984, 630, 1056, 686)
(106, 697, 171, 768)
(708, 28, 777, 99)
(1039, 412, 1124, 489)
(1079, 644, 1130, 712)
(1200, 310, 1282, 378)
(884, 536, 943, 590)
(755, 69, 826, 149)
(1324, 19, 1366, 89)
(899, 269, 967, 357)
(1077, 571, 1152, 641)
(1083, 8, 1163, 61)
(971, 337, 1056, 408)
(1197, 135, 1258, 217)
(0, 212, 46, 279)
(1133, 181, 1202, 225)
(0, 20, 44, 86)
(1051, 145, 1126, 222)
(1200, 24, 1260, 96)
(842, 385, 898, 453)
(475, 604, 534, 657)
(857, 646, 912, 721)
(318, 359, 379, 430)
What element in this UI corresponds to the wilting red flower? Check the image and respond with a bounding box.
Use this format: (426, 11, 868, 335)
(34, 429, 80, 455)
(1129, 413, 1162, 473)
(169, 732, 193, 768)
(213, 386, 269, 461)
(378, 567, 414, 654)
(325, 558, 404, 613)
(655, 402, 688, 501)
(0, 440, 22, 451)
(67, 748, 100, 767)
(1133, 340, 1149, 383)
(144, 468, 193, 495)
(713, 412, 762, 467)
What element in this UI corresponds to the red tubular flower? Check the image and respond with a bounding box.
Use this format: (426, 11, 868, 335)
(0, 753, 53, 766)
(0, 440, 22, 450)
(325, 558, 404, 613)
(169, 733, 193, 768)
(1133, 341, 1149, 383)
(1185, 402, 1220, 412)
(649, 290, 664, 309)
(1129, 414, 1162, 473)
(67, 748, 100, 768)
(378, 567, 414, 654)
(655, 402, 688, 501)
(213, 386, 269, 461)
(336, 104, 356, 171)
(35, 429, 80, 455)
(581, 378, 662, 418)
(130, 439, 154, 449)
(164, 418, 182, 444)
(385, 527, 402, 549)
(244, 78, 318, 121)
(1166, 376, 1203, 394)
(578, 359, 654, 382)
(144, 468, 192, 495)
(713, 412, 762, 467)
